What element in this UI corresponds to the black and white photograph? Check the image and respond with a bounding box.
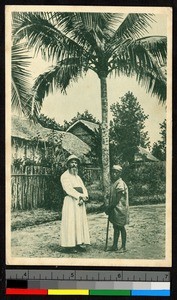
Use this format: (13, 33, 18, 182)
(6, 5, 172, 267)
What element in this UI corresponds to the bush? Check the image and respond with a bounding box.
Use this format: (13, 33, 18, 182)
(130, 194, 166, 206)
(44, 172, 65, 211)
(87, 182, 104, 202)
(122, 161, 166, 204)
(85, 162, 166, 206)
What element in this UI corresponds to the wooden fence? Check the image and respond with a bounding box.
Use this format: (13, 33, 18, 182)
(11, 165, 102, 210)
(11, 165, 53, 210)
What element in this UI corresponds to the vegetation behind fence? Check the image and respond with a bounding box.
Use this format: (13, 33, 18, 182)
(86, 162, 166, 206)
(11, 162, 166, 211)
(123, 161, 166, 205)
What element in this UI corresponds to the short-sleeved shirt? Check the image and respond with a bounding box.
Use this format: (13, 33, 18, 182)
(109, 178, 129, 226)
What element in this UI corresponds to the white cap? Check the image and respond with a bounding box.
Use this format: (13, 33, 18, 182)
(66, 154, 80, 164)
(112, 164, 122, 171)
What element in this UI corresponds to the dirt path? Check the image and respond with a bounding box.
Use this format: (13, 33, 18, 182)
(11, 205, 165, 260)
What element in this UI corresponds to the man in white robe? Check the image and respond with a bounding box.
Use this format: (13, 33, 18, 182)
(60, 154, 90, 253)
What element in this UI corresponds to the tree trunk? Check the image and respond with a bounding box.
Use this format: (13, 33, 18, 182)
(100, 76, 110, 206)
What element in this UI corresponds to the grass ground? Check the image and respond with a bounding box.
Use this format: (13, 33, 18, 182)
(11, 204, 166, 260)
(11, 202, 101, 230)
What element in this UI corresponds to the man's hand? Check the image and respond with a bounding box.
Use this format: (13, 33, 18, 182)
(82, 196, 89, 203)
(78, 196, 88, 206)
(78, 199, 84, 206)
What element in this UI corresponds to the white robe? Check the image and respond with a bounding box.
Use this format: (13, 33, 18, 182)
(60, 170, 90, 247)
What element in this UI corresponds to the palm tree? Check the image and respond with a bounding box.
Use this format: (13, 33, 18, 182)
(12, 12, 167, 204)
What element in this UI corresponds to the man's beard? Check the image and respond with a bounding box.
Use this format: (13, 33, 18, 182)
(69, 167, 78, 175)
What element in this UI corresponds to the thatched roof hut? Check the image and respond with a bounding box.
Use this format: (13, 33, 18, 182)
(66, 119, 100, 147)
(11, 115, 91, 161)
(135, 146, 159, 162)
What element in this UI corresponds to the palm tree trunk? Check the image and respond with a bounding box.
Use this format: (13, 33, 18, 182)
(100, 76, 110, 205)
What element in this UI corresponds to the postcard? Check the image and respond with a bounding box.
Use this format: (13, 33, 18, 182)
(6, 5, 172, 267)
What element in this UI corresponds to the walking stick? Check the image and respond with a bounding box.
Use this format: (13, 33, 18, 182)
(104, 216, 110, 251)
(104, 189, 111, 252)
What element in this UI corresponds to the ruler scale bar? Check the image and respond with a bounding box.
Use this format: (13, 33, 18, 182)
(5, 270, 170, 296)
(6, 270, 170, 282)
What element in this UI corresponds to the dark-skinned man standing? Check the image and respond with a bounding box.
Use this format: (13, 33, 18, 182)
(106, 165, 129, 252)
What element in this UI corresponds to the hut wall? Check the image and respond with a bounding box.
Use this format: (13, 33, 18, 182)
(11, 137, 45, 163)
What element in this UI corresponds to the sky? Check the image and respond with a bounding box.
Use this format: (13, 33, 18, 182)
(26, 13, 168, 147)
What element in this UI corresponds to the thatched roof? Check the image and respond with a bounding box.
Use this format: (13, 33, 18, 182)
(137, 146, 159, 162)
(11, 115, 91, 159)
(66, 119, 99, 133)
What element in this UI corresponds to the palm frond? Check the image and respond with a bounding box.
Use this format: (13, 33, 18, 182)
(134, 35, 167, 66)
(129, 42, 166, 82)
(31, 56, 89, 114)
(11, 43, 32, 116)
(107, 13, 155, 56)
(132, 64, 166, 102)
(51, 13, 103, 56)
(109, 44, 166, 102)
(52, 13, 122, 55)
(115, 13, 154, 39)
(52, 12, 122, 38)
(74, 13, 122, 36)
(12, 12, 91, 63)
